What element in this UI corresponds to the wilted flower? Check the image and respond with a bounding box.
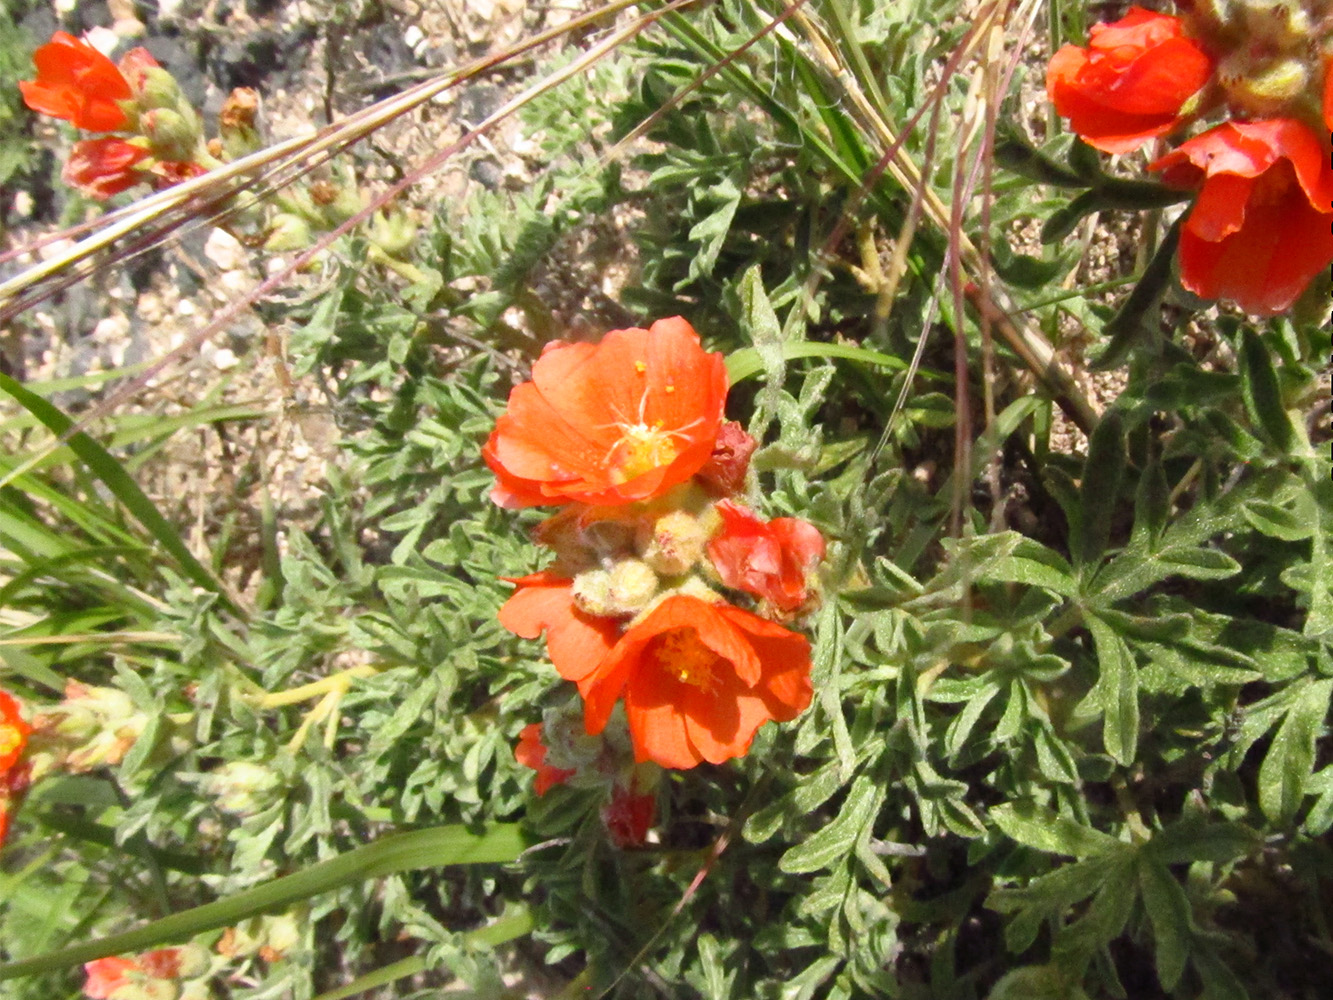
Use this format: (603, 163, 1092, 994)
(19, 32, 133, 132)
(695, 420, 758, 497)
(1151, 119, 1333, 315)
(601, 779, 657, 848)
(707, 500, 825, 614)
(1046, 8, 1214, 153)
(582, 595, 813, 769)
(483, 318, 727, 508)
(62, 137, 150, 199)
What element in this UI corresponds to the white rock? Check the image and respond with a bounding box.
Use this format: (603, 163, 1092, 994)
(404, 25, 425, 54)
(212, 348, 240, 371)
(203, 228, 246, 271)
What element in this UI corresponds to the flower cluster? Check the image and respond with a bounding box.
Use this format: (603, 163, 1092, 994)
(492, 318, 825, 843)
(0, 681, 154, 853)
(1046, 2, 1333, 315)
(19, 32, 211, 200)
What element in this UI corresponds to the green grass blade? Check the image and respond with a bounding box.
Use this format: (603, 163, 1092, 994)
(0, 372, 238, 615)
(0, 823, 527, 981)
(727, 342, 941, 383)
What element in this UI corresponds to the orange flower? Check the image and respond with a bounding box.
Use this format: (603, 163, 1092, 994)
(514, 723, 575, 795)
(582, 596, 812, 769)
(1151, 119, 1333, 316)
(483, 318, 727, 508)
(1046, 8, 1213, 154)
(498, 571, 621, 693)
(62, 137, 150, 199)
(707, 500, 825, 613)
(0, 690, 30, 774)
(19, 32, 133, 132)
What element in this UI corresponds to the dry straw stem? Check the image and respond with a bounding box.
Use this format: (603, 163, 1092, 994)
(0, 0, 686, 500)
(787, 0, 1098, 434)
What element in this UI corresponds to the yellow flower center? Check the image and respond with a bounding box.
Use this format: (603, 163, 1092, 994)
(650, 629, 720, 691)
(0, 723, 23, 758)
(610, 422, 681, 483)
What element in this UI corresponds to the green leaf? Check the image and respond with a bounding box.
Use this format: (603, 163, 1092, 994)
(1258, 678, 1332, 824)
(1138, 857, 1191, 990)
(779, 775, 883, 874)
(1242, 499, 1313, 542)
(1091, 219, 1181, 370)
(0, 823, 527, 981)
(1085, 614, 1140, 764)
(989, 800, 1121, 858)
(1238, 329, 1294, 451)
(1077, 409, 1125, 568)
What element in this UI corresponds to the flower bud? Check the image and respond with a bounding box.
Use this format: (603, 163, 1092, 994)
(38, 681, 146, 773)
(139, 107, 203, 163)
(1222, 55, 1310, 115)
(638, 510, 709, 577)
(262, 213, 313, 252)
(572, 558, 659, 616)
(200, 761, 281, 817)
(368, 210, 417, 259)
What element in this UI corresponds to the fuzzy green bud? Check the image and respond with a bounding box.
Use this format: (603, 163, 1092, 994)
(200, 761, 281, 817)
(263, 212, 314, 252)
(638, 510, 710, 577)
(140, 107, 203, 163)
(369, 210, 418, 259)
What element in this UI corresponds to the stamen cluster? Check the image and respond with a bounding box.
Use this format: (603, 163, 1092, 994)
(491, 318, 826, 844)
(1046, 3, 1333, 315)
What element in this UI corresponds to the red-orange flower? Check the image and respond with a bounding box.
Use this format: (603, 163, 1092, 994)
(1046, 8, 1213, 154)
(498, 571, 621, 693)
(708, 500, 825, 613)
(483, 318, 727, 508)
(19, 32, 133, 132)
(62, 137, 150, 199)
(83, 957, 138, 999)
(0, 691, 30, 774)
(582, 596, 812, 769)
(1151, 119, 1333, 316)
(83, 950, 181, 999)
(514, 723, 575, 795)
